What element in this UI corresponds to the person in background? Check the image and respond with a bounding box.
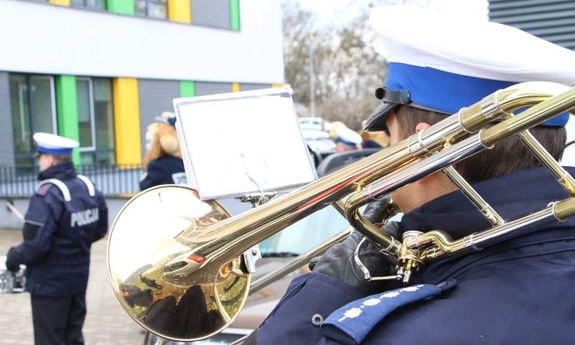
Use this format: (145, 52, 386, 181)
(139, 112, 187, 191)
(359, 120, 390, 149)
(5, 132, 108, 345)
(329, 122, 363, 152)
(243, 5, 575, 345)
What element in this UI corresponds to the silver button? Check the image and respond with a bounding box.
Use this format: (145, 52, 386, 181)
(311, 313, 324, 326)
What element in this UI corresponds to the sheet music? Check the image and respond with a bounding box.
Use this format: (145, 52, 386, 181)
(174, 88, 317, 200)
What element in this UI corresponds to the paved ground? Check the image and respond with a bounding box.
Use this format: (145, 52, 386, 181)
(0, 228, 146, 345)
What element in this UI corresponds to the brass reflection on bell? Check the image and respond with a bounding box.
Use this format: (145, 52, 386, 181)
(107, 185, 249, 341)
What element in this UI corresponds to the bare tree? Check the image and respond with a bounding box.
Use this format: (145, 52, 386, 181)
(282, 0, 458, 130)
(282, 0, 390, 131)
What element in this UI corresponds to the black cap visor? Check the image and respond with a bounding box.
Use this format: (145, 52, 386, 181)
(364, 87, 413, 132)
(363, 102, 399, 132)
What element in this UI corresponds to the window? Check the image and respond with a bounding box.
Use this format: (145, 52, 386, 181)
(9, 74, 115, 168)
(135, 0, 167, 19)
(76, 78, 116, 165)
(10, 74, 57, 168)
(70, 0, 106, 10)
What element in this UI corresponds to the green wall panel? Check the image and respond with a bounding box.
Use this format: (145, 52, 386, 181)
(55, 75, 80, 163)
(107, 0, 135, 15)
(180, 80, 196, 97)
(231, 0, 240, 31)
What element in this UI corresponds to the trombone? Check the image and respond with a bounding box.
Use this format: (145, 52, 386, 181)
(107, 81, 575, 342)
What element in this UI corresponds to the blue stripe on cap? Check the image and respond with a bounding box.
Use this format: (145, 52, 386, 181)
(337, 136, 358, 146)
(38, 146, 74, 155)
(387, 62, 569, 127)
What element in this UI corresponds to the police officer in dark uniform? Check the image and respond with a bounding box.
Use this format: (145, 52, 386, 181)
(5, 132, 108, 345)
(243, 5, 575, 345)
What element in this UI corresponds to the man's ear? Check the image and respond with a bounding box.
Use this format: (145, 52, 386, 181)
(415, 122, 431, 132)
(46, 154, 55, 166)
(414, 122, 433, 185)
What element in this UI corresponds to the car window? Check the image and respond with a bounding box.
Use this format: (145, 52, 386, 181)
(258, 205, 350, 256)
(298, 117, 330, 132)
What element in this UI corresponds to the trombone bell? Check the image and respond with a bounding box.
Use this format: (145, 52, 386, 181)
(107, 185, 250, 341)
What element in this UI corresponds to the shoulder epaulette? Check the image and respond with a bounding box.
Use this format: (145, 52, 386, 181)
(35, 175, 96, 202)
(36, 179, 71, 201)
(77, 174, 95, 197)
(35, 183, 54, 197)
(321, 284, 445, 344)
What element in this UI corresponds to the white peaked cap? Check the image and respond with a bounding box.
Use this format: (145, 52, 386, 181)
(336, 126, 362, 146)
(34, 132, 79, 155)
(364, 5, 575, 131)
(370, 6, 575, 85)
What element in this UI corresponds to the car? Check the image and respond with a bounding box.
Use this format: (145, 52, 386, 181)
(302, 129, 336, 165)
(142, 203, 351, 345)
(162, 252, 206, 278)
(298, 117, 331, 132)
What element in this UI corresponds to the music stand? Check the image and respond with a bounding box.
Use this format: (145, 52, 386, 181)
(173, 87, 317, 202)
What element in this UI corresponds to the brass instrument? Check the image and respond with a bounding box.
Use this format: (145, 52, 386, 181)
(107, 81, 575, 342)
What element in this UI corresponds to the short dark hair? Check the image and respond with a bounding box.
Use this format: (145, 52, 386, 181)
(52, 155, 73, 165)
(393, 105, 566, 184)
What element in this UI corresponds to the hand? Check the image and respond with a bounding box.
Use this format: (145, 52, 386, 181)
(362, 196, 400, 234)
(310, 197, 402, 295)
(311, 226, 399, 295)
(6, 248, 21, 273)
(6, 258, 20, 273)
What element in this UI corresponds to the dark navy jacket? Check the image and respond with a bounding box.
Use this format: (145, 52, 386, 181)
(253, 167, 575, 344)
(6, 162, 108, 297)
(139, 155, 187, 191)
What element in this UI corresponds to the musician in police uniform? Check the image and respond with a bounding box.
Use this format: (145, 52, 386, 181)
(244, 6, 575, 345)
(5, 132, 108, 345)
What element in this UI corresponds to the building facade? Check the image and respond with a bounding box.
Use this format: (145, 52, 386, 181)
(488, 0, 575, 166)
(0, 0, 285, 169)
(489, 0, 575, 51)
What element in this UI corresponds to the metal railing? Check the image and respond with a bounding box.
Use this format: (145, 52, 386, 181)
(0, 164, 143, 198)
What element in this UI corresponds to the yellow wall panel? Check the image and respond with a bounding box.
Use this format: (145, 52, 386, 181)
(113, 78, 142, 165)
(168, 0, 191, 24)
(49, 0, 70, 5)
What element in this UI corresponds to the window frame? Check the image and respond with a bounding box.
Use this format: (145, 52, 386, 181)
(135, 0, 168, 19)
(76, 76, 97, 152)
(10, 74, 58, 167)
(70, 0, 107, 10)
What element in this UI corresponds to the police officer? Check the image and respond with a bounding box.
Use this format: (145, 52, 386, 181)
(243, 5, 575, 345)
(5, 132, 108, 345)
(330, 123, 363, 153)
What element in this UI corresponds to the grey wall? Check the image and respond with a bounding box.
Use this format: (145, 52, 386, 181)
(489, 0, 575, 50)
(240, 83, 273, 92)
(195, 81, 233, 96)
(191, 0, 232, 30)
(0, 72, 14, 166)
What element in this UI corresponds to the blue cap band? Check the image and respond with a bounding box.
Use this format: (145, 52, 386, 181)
(38, 146, 74, 155)
(387, 62, 569, 127)
(337, 136, 358, 146)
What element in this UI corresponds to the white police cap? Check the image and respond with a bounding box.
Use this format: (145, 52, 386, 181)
(336, 125, 362, 146)
(364, 5, 575, 131)
(34, 132, 79, 156)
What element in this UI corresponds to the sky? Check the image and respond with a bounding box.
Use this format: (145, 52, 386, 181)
(298, 0, 489, 28)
